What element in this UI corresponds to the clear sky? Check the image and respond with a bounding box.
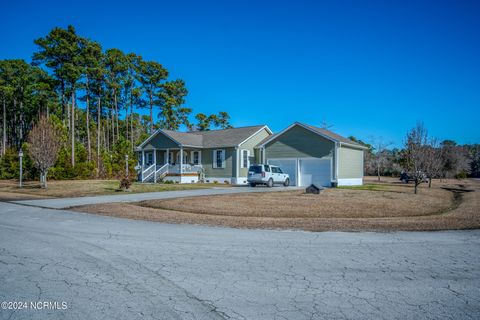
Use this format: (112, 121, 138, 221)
(1, 0, 479, 147)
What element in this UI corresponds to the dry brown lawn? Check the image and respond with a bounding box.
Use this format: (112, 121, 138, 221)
(0, 179, 213, 201)
(73, 178, 480, 231)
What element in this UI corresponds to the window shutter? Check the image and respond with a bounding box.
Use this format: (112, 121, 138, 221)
(247, 150, 250, 168)
(221, 150, 226, 168)
(213, 150, 217, 168)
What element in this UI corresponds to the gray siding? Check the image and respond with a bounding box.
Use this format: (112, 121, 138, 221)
(201, 147, 235, 178)
(143, 132, 179, 149)
(265, 125, 335, 159)
(238, 128, 271, 177)
(338, 146, 364, 179)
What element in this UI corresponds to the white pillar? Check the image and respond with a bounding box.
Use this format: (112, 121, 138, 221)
(141, 150, 145, 181)
(235, 147, 239, 184)
(153, 148, 157, 167)
(179, 147, 183, 176)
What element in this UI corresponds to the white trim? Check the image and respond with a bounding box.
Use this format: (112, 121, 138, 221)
(238, 126, 273, 147)
(235, 147, 239, 179)
(190, 150, 201, 165)
(334, 142, 339, 181)
(213, 149, 226, 169)
(204, 177, 233, 184)
(240, 149, 250, 168)
(164, 176, 200, 184)
(337, 178, 363, 186)
(233, 177, 248, 185)
(339, 141, 369, 150)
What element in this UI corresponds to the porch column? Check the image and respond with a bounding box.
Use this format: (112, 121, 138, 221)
(153, 148, 157, 167)
(141, 150, 145, 181)
(179, 147, 183, 175)
(166, 148, 170, 164)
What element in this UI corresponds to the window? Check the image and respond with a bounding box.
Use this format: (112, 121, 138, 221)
(192, 151, 200, 165)
(213, 150, 225, 168)
(176, 152, 188, 164)
(249, 165, 262, 173)
(241, 149, 250, 168)
(147, 152, 153, 165)
(264, 165, 270, 172)
(277, 167, 283, 173)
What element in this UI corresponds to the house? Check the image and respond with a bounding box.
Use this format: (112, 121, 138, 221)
(136, 125, 272, 184)
(136, 122, 367, 186)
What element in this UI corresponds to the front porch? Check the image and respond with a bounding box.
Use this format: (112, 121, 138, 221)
(138, 148, 203, 183)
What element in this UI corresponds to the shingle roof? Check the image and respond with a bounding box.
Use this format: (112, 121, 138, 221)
(161, 130, 203, 147)
(301, 123, 364, 147)
(256, 122, 366, 148)
(159, 125, 268, 148)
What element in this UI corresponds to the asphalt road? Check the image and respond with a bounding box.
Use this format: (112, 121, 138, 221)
(0, 201, 479, 320)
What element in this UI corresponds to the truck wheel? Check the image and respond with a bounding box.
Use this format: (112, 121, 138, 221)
(283, 178, 290, 187)
(267, 178, 274, 188)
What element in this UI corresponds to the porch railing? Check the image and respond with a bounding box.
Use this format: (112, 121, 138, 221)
(141, 164, 156, 182)
(168, 164, 203, 173)
(154, 164, 169, 183)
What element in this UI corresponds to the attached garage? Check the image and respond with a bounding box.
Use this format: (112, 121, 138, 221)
(257, 122, 367, 187)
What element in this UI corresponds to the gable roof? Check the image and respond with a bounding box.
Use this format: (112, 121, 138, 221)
(138, 125, 271, 149)
(256, 122, 368, 149)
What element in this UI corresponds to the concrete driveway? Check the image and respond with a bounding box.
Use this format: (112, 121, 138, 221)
(12, 186, 301, 209)
(0, 201, 479, 320)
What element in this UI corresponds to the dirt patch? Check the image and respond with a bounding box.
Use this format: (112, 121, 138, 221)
(72, 179, 480, 231)
(141, 186, 452, 218)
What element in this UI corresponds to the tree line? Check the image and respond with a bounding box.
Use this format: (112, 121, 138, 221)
(0, 25, 231, 180)
(351, 123, 479, 193)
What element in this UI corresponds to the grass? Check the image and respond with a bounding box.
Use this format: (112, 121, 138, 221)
(72, 177, 480, 231)
(0, 179, 215, 201)
(337, 184, 385, 191)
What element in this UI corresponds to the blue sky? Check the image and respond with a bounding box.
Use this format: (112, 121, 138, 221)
(1, 0, 479, 147)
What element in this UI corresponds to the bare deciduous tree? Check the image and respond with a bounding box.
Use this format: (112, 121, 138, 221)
(404, 122, 430, 194)
(423, 138, 445, 187)
(369, 136, 392, 181)
(27, 116, 61, 188)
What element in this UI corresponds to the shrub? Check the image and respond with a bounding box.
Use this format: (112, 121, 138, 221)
(455, 171, 468, 179)
(119, 178, 132, 190)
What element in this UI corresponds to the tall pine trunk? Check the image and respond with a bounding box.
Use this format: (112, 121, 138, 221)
(71, 90, 75, 167)
(149, 92, 154, 133)
(2, 95, 6, 156)
(114, 88, 119, 143)
(85, 76, 91, 162)
(130, 92, 134, 151)
(97, 96, 101, 177)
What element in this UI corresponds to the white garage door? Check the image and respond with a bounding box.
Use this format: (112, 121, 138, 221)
(267, 159, 297, 186)
(299, 158, 331, 187)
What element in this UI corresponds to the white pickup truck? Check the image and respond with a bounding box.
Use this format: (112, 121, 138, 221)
(247, 164, 290, 187)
